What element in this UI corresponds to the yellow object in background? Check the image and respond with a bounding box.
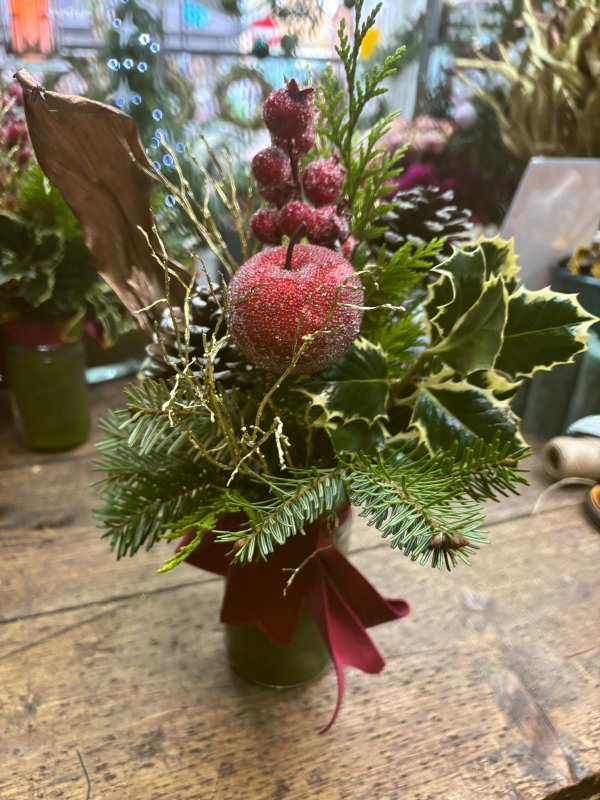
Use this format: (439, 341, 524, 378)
(569, 244, 600, 278)
(360, 27, 381, 59)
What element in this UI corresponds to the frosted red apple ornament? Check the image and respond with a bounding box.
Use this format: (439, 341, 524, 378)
(226, 227, 364, 374)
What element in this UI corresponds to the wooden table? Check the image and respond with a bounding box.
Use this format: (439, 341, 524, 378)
(1, 380, 600, 800)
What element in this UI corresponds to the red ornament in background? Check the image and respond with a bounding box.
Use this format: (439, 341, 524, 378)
(9, 0, 53, 55)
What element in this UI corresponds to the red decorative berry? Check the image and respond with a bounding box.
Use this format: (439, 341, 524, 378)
(226, 233, 364, 374)
(7, 82, 24, 107)
(263, 78, 315, 140)
(303, 157, 346, 206)
(278, 201, 315, 238)
(18, 147, 32, 166)
(256, 180, 297, 208)
(251, 208, 282, 244)
(309, 206, 349, 245)
(341, 235, 359, 260)
(272, 125, 316, 156)
(251, 145, 292, 187)
(4, 120, 27, 149)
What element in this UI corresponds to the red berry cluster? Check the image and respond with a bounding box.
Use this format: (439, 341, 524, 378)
(250, 78, 357, 259)
(1, 83, 31, 167)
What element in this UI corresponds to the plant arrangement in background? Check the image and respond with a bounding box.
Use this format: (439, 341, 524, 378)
(0, 86, 131, 344)
(16, 0, 595, 730)
(457, 0, 600, 160)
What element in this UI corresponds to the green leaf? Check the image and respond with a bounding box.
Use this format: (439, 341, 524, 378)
(298, 338, 389, 426)
(426, 247, 487, 339)
(22, 268, 56, 307)
(463, 235, 520, 286)
(410, 372, 523, 455)
(0, 211, 30, 256)
(428, 274, 508, 376)
(495, 285, 594, 378)
(467, 369, 522, 400)
(329, 418, 386, 454)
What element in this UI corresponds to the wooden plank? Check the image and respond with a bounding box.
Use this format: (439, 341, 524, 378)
(1, 504, 599, 800)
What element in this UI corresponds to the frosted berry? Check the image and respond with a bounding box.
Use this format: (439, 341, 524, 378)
(263, 78, 315, 140)
(278, 201, 315, 238)
(251, 208, 282, 244)
(303, 157, 346, 206)
(226, 235, 364, 374)
(272, 125, 316, 156)
(310, 206, 349, 245)
(341, 235, 359, 260)
(251, 145, 292, 187)
(256, 180, 297, 208)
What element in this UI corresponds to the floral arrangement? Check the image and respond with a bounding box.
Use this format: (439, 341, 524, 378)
(16, 1, 595, 729)
(0, 83, 132, 346)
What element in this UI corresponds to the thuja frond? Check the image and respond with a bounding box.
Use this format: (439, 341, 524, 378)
(315, 0, 405, 238)
(158, 488, 247, 573)
(346, 437, 530, 570)
(216, 469, 347, 565)
(363, 238, 444, 311)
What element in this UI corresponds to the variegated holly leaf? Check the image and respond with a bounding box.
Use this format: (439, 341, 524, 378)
(467, 369, 522, 400)
(428, 274, 508, 376)
(463, 236, 520, 287)
(329, 418, 386, 454)
(297, 337, 389, 426)
(410, 372, 523, 455)
(494, 285, 594, 378)
(426, 247, 487, 339)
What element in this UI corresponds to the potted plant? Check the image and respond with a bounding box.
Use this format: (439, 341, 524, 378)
(16, 1, 595, 731)
(0, 86, 132, 451)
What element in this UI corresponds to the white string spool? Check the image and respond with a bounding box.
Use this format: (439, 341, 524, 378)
(543, 436, 600, 481)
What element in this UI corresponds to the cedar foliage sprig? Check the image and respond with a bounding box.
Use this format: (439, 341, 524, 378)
(315, 0, 405, 241)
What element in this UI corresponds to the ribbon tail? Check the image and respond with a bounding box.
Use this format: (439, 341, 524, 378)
(307, 561, 389, 734)
(320, 546, 410, 627)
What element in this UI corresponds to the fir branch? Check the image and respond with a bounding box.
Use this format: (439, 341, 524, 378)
(216, 469, 347, 565)
(94, 456, 214, 559)
(346, 437, 529, 570)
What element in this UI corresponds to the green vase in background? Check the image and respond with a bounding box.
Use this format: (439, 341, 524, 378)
(3, 321, 90, 452)
(224, 512, 352, 689)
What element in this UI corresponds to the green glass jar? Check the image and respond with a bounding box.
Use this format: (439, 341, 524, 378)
(224, 511, 352, 689)
(5, 337, 91, 452)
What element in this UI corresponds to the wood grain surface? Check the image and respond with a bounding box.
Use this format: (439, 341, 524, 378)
(1, 380, 599, 800)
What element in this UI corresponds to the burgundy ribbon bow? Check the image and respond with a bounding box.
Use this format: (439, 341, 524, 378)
(178, 506, 409, 733)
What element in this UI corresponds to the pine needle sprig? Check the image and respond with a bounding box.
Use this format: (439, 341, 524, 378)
(94, 455, 215, 559)
(216, 469, 347, 565)
(347, 437, 530, 570)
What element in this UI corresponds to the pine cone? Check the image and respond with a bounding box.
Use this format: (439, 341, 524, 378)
(370, 187, 473, 262)
(142, 286, 255, 387)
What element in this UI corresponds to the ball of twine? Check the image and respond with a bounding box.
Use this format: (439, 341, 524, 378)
(543, 436, 600, 481)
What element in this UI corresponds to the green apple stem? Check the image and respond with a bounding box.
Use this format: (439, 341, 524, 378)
(285, 222, 308, 271)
